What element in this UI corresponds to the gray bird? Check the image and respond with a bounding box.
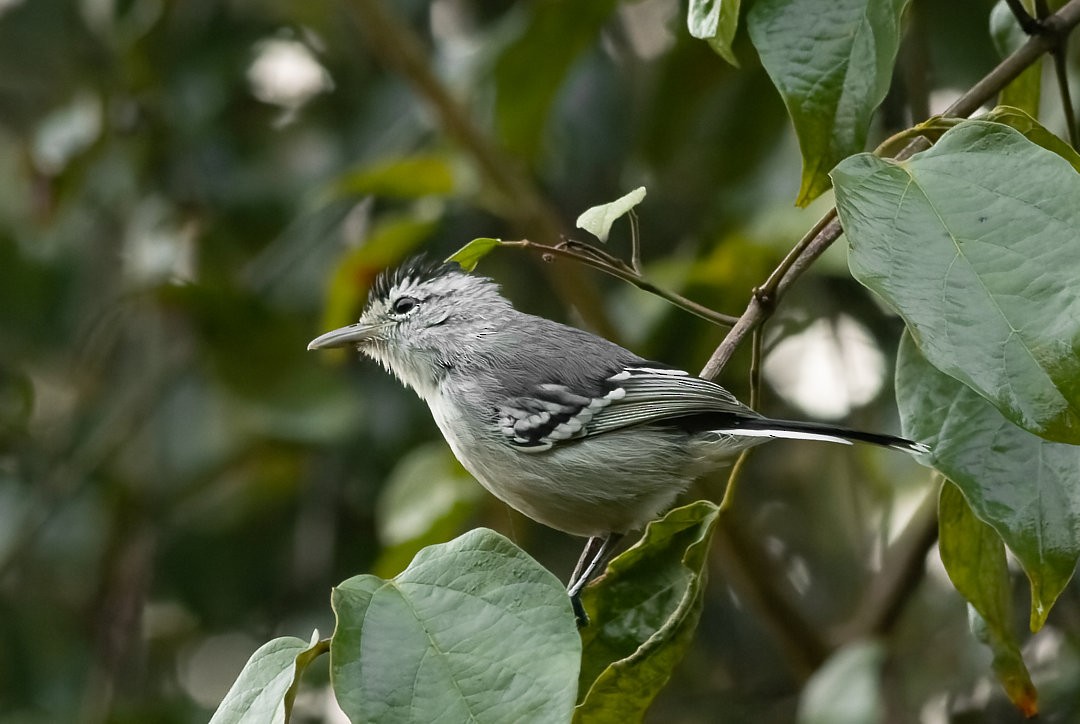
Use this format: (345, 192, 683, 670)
(308, 256, 927, 624)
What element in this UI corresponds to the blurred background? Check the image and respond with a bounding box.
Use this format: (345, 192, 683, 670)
(1, 0, 1078, 721)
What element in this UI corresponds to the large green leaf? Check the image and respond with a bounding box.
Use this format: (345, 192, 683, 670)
(747, 0, 909, 206)
(210, 633, 329, 724)
(896, 333, 1080, 629)
(835, 120, 1080, 444)
(688, 0, 743, 67)
(330, 529, 580, 724)
(938, 481, 1038, 717)
(574, 501, 720, 723)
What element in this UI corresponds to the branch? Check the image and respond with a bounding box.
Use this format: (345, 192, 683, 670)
(698, 0, 1080, 381)
(501, 239, 740, 327)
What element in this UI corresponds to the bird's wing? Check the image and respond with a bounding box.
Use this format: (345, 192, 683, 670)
(496, 366, 758, 452)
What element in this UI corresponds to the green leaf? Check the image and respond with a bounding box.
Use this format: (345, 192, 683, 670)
(574, 501, 720, 723)
(575, 187, 647, 243)
(494, 0, 622, 158)
(446, 237, 501, 272)
(835, 120, 1080, 444)
(330, 529, 580, 724)
(990, 1, 1041, 118)
(372, 443, 482, 578)
(329, 154, 456, 199)
(688, 0, 742, 67)
(981, 106, 1080, 173)
(938, 481, 1038, 717)
(747, 0, 909, 206)
(797, 641, 885, 724)
(210, 633, 329, 724)
(896, 333, 1080, 630)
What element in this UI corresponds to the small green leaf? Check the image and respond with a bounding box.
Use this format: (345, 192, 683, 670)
(939, 481, 1038, 717)
(688, 0, 742, 67)
(330, 529, 580, 724)
(210, 633, 329, 724)
(981, 106, 1080, 173)
(329, 154, 456, 199)
(896, 333, 1080, 630)
(990, 1, 1041, 118)
(575, 187, 647, 243)
(748, 0, 909, 206)
(797, 641, 885, 724)
(574, 501, 720, 723)
(836, 120, 1080, 444)
(445, 237, 501, 272)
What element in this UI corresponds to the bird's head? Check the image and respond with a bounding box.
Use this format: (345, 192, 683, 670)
(307, 255, 510, 398)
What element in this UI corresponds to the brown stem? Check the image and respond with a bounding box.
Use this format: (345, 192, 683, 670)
(502, 239, 741, 327)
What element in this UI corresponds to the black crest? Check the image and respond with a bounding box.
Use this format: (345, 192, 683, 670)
(371, 255, 462, 301)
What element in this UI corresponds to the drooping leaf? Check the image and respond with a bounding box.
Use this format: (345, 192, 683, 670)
(575, 187, 647, 243)
(210, 632, 329, 724)
(330, 529, 580, 724)
(981, 106, 1080, 173)
(574, 501, 720, 723)
(896, 333, 1080, 630)
(938, 481, 1038, 717)
(747, 0, 909, 206)
(990, 1, 1041, 117)
(797, 641, 885, 724)
(446, 237, 501, 272)
(371, 443, 482, 578)
(688, 0, 743, 66)
(835, 120, 1080, 444)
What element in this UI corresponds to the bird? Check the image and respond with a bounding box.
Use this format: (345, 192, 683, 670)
(308, 255, 927, 625)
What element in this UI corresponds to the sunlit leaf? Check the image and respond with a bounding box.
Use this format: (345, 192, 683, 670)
(990, 1, 1041, 117)
(575, 187, 646, 243)
(210, 632, 329, 724)
(835, 120, 1080, 444)
(939, 481, 1038, 717)
(688, 0, 742, 67)
(797, 641, 885, 724)
(574, 501, 720, 723)
(748, 0, 909, 206)
(446, 237, 501, 272)
(331, 529, 580, 723)
(896, 333, 1080, 630)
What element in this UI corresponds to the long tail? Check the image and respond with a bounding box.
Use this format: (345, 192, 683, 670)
(711, 417, 929, 455)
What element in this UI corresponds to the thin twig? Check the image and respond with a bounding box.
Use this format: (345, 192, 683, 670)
(1036, 0, 1080, 148)
(719, 326, 764, 512)
(1006, 0, 1044, 35)
(698, 0, 1080, 381)
(628, 209, 643, 273)
(502, 239, 741, 327)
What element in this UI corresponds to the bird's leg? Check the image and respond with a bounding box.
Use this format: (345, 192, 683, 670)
(567, 533, 624, 627)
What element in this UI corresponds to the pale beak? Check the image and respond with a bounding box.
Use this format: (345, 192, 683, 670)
(306, 322, 387, 350)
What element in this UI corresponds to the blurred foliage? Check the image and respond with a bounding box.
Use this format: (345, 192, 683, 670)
(2, 0, 1080, 722)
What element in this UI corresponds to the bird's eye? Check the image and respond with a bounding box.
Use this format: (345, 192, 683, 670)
(391, 296, 418, 315)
